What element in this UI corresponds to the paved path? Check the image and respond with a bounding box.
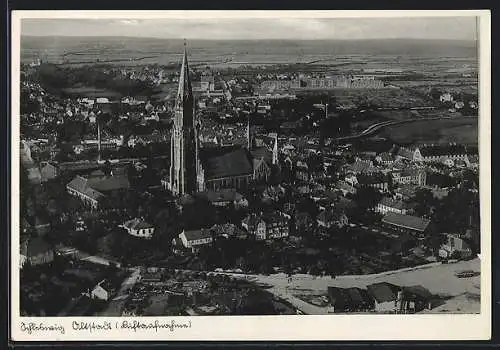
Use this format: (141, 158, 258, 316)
(99, 267, 141, 316)
(216, 258, 481, 314)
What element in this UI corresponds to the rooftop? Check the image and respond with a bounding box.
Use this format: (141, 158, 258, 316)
(382, 212, 431, 232)
(182, 229, 212, 242)
(200, 146, 253, 180)
(123, 218, 154, 231)
(366, 282, 401, 303)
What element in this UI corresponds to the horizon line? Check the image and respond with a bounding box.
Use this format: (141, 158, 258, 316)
(20, 35, 478, 42)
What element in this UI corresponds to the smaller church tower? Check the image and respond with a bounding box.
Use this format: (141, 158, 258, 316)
(246, 114, 251, 150)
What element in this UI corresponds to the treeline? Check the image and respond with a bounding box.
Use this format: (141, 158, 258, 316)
(34, 64, 157, 97)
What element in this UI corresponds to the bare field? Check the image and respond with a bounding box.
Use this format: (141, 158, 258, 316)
(378, 117, 478, 145)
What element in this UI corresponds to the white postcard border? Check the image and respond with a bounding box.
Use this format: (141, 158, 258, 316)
(10, 10, 492, 342)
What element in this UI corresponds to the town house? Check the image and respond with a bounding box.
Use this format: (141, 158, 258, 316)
(120, 218, 155, 239)
(177, 229, 214, 253)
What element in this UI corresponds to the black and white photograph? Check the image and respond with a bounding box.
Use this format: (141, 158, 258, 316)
(10, 10, 491, 341)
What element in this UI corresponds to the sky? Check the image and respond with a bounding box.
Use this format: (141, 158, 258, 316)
(20, 17, 478, 41)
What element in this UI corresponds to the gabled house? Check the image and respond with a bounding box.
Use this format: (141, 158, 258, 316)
(91, 279, 115, 301)
(242, 211, 290, 240)
(439, 233, 473, 259)
(366, 282, 402, 313)
(401, 285, 434, 313)
(327, 286, 374, 313)
(40, 161, 60, 182)
(177, 229, 214, 253)
(66, 172, 130, 210)
(120, 218, 155, 239)
(241, 213, 266, 240)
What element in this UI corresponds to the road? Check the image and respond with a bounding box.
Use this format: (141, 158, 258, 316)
(56, 245, 122, 267)
(99, 267, 141, 316)
(216, 258, 481, 314)
(58, 245, 480, 315)
(334, 116, 449, 142)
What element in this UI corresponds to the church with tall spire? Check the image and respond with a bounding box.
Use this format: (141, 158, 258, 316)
(167, 41, 276, 197)
(169, 41, 200, 196)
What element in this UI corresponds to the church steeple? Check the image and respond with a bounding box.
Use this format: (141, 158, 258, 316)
(176, 40, 193, 106)
(169, 40, 199, 196)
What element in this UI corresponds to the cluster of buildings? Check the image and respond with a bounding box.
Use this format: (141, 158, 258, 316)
(327, 282, 435, 314)
(20, 42, 479, 284)
(260, 75, 384, 92)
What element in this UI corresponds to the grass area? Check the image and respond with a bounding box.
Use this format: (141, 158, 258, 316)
(378, 117, 478, 145)
(61, 86, 122, 98)
(331, 88, 434, 109)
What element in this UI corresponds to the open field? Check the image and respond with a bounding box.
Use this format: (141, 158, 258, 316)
(22, 36, 477, 69)
(377, 117, 478, 145)
(61, 86, 122, 98)
(331, 88, 435, 109)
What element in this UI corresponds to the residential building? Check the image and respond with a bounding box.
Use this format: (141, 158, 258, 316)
(210, 223, 247, 239)
(20, 237, 54, 268)
(66, 171, 130, 210)
(91, 279, 115, 301)
(197, 189, 248, 208)
(439, 233, 473, 259)
(121, 218, 155, 239)
(336, 181, 357, 196)
(178, 229, 214, 253)
(241, 214, 266, 240)
(419, 144, 470, 163)
(317, 209, 349, 229)
(400, 285, 434, 313)
(375, 152, 395, 165)
(392, 168, 427, 186)
(439, 93, 454, 103)
(242, 211, 290, 240)
(356, 173, 390, 192)
(327, 287, 374, 313)
(264, 211, 290, 240)
(366, 282, 402, 313)
(346, 159, 377, 174)
(376, 197, 410, 215)
(381, 212, 432, 238)
(40, 162, 59, 182)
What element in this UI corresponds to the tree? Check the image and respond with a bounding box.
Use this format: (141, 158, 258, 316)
(296, 197, 319, 219)
(353, 187, 382, 213)
(413, 188, 437, 217)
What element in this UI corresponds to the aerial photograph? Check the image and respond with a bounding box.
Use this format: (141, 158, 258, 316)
(18, 15, 481, 317)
